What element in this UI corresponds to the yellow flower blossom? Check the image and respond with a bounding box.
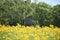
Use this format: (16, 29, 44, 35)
(0, 24, 60, 40)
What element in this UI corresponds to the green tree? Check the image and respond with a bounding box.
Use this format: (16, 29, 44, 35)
(35, 2, 53, 26)
(53, 4, 60, 27)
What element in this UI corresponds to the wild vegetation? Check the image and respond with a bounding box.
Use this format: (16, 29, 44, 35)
(0, 0, 60, 40)
(0, 0, 60, 27)
(0, 24, 60, 40)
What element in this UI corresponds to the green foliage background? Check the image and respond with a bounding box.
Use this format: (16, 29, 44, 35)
(0, 0, 60, 27)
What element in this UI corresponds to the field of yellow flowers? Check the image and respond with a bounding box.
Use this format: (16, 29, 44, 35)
(0, 24, 60, 40)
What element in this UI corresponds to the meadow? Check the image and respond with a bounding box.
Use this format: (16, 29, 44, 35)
(0, 24, 60, 40)
(0, 0, 60, 40)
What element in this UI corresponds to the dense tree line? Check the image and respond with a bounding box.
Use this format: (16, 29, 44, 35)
(0, 0, 60, 27)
